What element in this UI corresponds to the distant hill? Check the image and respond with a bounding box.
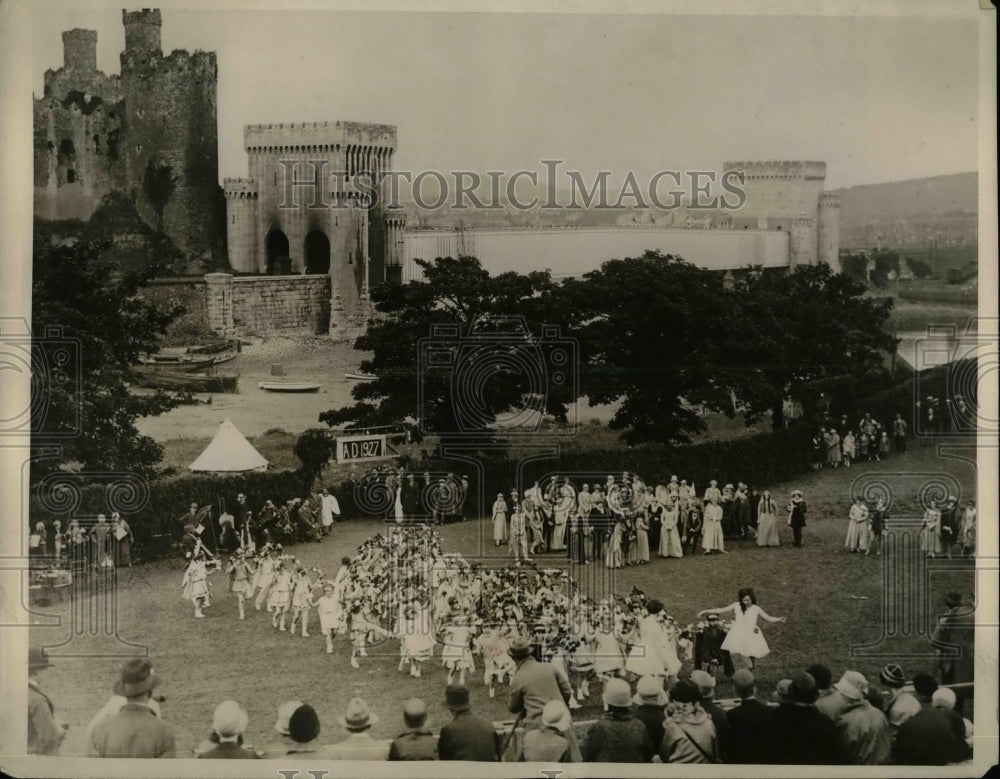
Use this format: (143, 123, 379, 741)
(832, 172, 977, 249)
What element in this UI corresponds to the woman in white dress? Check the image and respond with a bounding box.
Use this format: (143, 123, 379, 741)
(701, 496, 725, 554)
(659, 497, 684, 558)
(920, 500, 942, 558)
(698, 587, 786, 671)
(491, 493, 508, 546)
(755, 491, 780, 547)
(845, 497, 870, 553)
(624, 601, 682, 683)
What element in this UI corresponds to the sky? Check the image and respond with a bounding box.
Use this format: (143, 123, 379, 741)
(26, 1, 983, 190)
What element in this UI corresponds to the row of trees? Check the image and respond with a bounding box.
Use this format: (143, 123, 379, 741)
(323, 253, 897, 446)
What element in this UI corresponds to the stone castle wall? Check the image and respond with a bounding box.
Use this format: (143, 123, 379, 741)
(228, 275, 331, 336)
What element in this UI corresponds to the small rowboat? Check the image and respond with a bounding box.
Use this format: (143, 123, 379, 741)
(345, 372, 378, 381)
(132, 368, 239, 393)
(258, 381, 321, 393)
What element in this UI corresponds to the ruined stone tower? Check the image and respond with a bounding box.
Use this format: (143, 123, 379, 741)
(34, 9, 221, 263)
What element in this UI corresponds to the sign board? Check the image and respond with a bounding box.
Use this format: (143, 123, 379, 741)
(336, 434, 390, 463)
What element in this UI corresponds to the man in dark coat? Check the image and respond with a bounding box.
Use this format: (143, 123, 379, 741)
(931, 591, 975, 716)
(89, 659, 176, 758)
(725, 669, 772, 764)
(788, 490, 807, 547)
(28, 647, 65, 755)
(508, 635, 573, 728)
(938, 497, 960, 559)
(581, 678, 653, 763)
(438, 684, 499, 761)
(631, 675, 668, 749)
(893, 705, 967, 765)
(388, 698, 437, 760)
(692, 670, 730, 761)
(767, 672, 847, 765)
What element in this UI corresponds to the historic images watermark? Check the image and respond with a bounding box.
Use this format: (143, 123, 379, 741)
(275, 159, 749, 212)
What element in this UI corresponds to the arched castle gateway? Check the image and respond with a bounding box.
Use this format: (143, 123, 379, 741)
(224, 122, 397, 336)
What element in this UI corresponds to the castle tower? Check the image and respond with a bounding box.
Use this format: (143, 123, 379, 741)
(62, 29, 97, 73)
(384, 206, 407, 284)
(818, 192, 841, 271)
(120, 8, 219, 262)
(223, 179, 259, 273)
(790, 213, 815, 268)
(122, 8, 161, 55)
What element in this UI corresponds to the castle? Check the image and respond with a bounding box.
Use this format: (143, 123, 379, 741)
(33, 9, 220, 262)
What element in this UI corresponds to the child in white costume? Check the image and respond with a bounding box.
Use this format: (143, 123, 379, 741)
(316, 581, 342, 653)
(267, 561, 293, 631)
(349, 604, 390, 669)
(226, 550, 255, 620)
(181, 553, 213, 619)
(440, 613, 476, 686)
(397, 601, 435, 677)
(476, 624, 516, 698)
(288, 568, 315, 637)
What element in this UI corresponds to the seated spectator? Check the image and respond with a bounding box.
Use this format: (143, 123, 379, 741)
(725, 669, 771, 764)
(659, 679, 719, 764)
(88, 659, 175, 758)
(912, 671, 939, 709)
(810, 663, 849, 722)
(283, 703, 323, 758)
(893, 704, 967, 765)
(691, 669, 729, 760)
(833, 671, 892, 765)
(321, 697, 390, 760)
(931, 688, 972, 760)
(632, 675, 668, 750)
(197, 700, 260, 759)
(879, 664, 921, 730)
(388, 698, 437, 761)
(85, 693, 162, 747)
(438, 683, 500, 761)
(582, 678, 653, 762)
(521, 700, 577, 762)
(767, 672, 847, 765)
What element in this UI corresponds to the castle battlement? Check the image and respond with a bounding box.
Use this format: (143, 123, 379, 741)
(244, 121, 397, 151)
(224, 178, 259, 197)
(723, 160, 827, 181)
(819, 192, 841, 208)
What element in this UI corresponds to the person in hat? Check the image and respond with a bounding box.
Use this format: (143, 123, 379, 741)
(766, 671, 846, 764)
(197, 700, 259, 759)
(520, 700, 579, 762)
(659, 678, 718, 764)
(878, 663, 921, 731)
(508, 634, 573, 728)
(581, 678, 653, 762)
(932, 590, 975, 712)
(831, 671, 892, 764)
(845, 496, 870, 553)
(387, 698, 436, 761)
(632, 675, 668, 749)
(939, 496, 960, 559)
(275, 703, 323, 758)
(787, 490, 808, 547)
(809, 663, 848, 721)
(694, 613, 735, 677)
(437, 684, 499, 761)
(691, 669, 730, 761)
(911, 671, 939, 709)
(225, 548, 255, 620)
(726, 669, 771, 764)
(319, 697, 389, 760)
(893, 694, 969, 765)
(28, 647, 65, 755)
(89, 659, 175, 758)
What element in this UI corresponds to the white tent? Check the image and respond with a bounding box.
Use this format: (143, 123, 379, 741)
(188, 418, 269, 473)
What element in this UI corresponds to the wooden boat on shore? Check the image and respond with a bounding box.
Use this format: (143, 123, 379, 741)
(345, 372, 378, 381)
(138, 340, 240, 368)
(132, 367, 239, 393)
(258, 381, 321, 393)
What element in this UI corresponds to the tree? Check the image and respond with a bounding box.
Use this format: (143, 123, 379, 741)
(294, 428, 335, 479)
(31, 228, 183, 479)
(552, 252, 742, 445)
(320, 256, 574, 444)
(729, 264, 897, 430)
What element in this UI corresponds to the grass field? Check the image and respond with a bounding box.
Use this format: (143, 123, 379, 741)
(30, 436, 979, 757)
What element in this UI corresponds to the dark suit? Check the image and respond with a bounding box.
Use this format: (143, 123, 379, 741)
(768, 703, 846, 765)
(197, 741, 260, 759)
(633, 704, 666, 751)
(702, 699, 730, 761)
(438, 711, 499, 761)
(726, 697, 772, 764)
(388, 729, 437, 760)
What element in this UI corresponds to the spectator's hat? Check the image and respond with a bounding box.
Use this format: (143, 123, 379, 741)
(806, 663, 832, 689)
(289, 704, 321, 743)
(732, 668, 755, 689)
(879, 663, 907, 688)
(633, 675, 669, 706)
(691, 669, 716, 694)
(790, 672, 818, 704)
(339, 697, 377, 730)
(541, 700, 572, 733)
(602, 678, 632, 708)
(28, 647, 50, 670)
(508, 635, 532, 659)
(213, 700, 249, 738)
(931, 688, 957, 710)
(274, 700, 303, 735)
(444, 684, 470, 712)
(114, 658, 161, 697)
(912, 672, 938, 698)
(773, 678, 794, 704)
(833, 671, 868, 701)
(668, 679, 700, 704)
(945, 590, 963, 608)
